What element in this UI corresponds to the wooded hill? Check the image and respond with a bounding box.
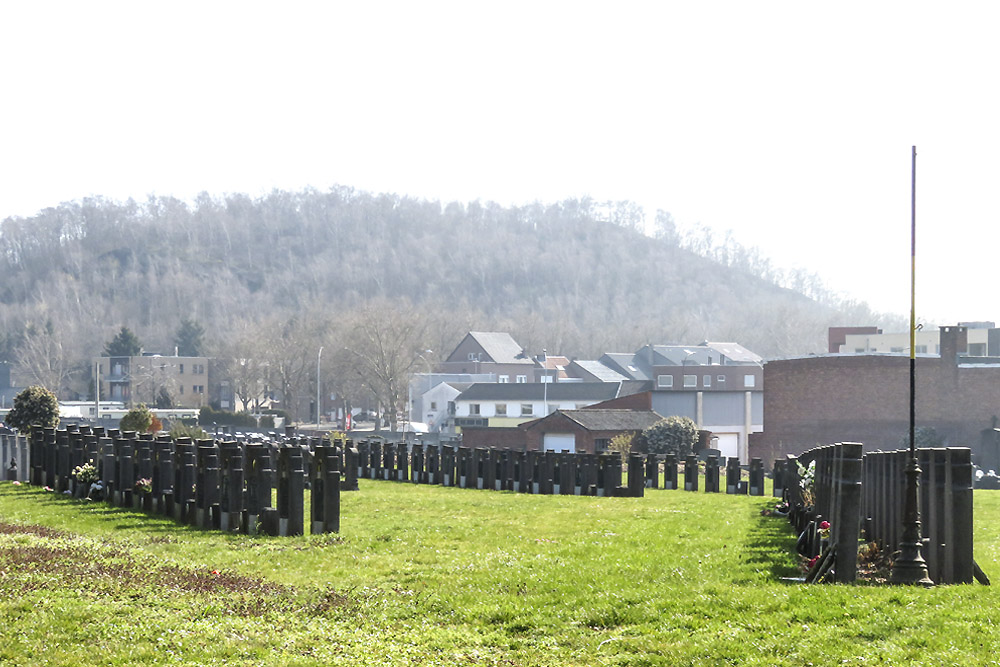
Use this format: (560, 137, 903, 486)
(0, 186, 899, 402)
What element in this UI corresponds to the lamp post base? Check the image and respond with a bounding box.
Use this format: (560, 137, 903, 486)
(889, 455, 935, 587)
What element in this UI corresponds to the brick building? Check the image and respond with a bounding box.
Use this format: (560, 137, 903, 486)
(752, 325, 1000, 465)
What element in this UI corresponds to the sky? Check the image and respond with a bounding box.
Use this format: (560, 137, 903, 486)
(2, 2, 999, 327)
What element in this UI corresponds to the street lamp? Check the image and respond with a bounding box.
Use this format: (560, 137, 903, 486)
(890, 146, 933, 586)
(316, 346, 324, 427)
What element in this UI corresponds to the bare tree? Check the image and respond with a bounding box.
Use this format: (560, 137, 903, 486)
(344, 300, 433, 431)
(15, 322, 75, 398)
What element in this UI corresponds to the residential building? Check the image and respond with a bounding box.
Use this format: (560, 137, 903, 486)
(437, 331, 534, 382)
(92, 353, 210, 409)
(448, 381, 649, 432)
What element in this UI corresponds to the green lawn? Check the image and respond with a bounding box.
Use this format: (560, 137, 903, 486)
(0, 481, 999, 665)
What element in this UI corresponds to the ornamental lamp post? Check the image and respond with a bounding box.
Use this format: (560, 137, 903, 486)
(889, 145, 934, 587)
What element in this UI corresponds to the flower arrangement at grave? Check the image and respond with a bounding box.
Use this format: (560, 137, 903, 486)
(135, 478, 152, 495)
(72, 461, 99, 485)
(797, 460, 816, 506)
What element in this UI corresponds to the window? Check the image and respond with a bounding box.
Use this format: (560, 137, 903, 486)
(540, 375, 554, 383)
(179, 364, 184, 374)
(890, 347, 904, 353)
(179, 385, 184, 395)
(430, 401, 438, 410)
(703, 375, 711, 387)
(516, 375, 527, 383)
(683, 375, 697, 388)
(520, 403, 532, 416)
(855, 348, 865, 353)
(193, 385, 204, 394)
(595, 438, 610, 452)
(192, 364, 205, 374)
(468, 353, 477, 361)
(717, 375, 726, 383)
(915, 345, 928, 354)
(499, 375, 510, 383)
(969, 343, 987, 356)
(744, 375, 756, 388)
(657, 375, 673, 388)
(470, 403, 481, 415)
(496, 403, 507, 416)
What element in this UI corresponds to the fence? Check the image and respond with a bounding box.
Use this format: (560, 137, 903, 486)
(779, 442, 978, 585)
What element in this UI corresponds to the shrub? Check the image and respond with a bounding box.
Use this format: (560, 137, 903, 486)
(119, 404, 154, 433)
(607, 432, 636, 455)
(5, 385, 60, 433)
(169, 421, 208, 441)
(639, 416, 698, 456)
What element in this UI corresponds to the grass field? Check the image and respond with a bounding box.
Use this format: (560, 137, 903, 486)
(0, 481, 999, 666)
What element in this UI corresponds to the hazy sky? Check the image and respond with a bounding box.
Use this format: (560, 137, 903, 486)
(3, 2, 999, 327)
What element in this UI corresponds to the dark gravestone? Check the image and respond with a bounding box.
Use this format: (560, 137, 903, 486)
(55, 429, 70, 493)
(469, 448, 483, 489)
(684, 455, 698, 492)
(559, 452, 575, 496)
(501, 449, 515, 492)
(441, 446, 456, 487)
(627, 453, 645, 498)
(426, 446, 439, 485)
(219, 441, 243, 532)
(43, 426, 57, 490)
(369, 441, 382, 480)
(411, 443, 425, 484)
(540, 452, 556, 495)
(749, 458, 765, 496)
(726, 457, 741, 494)
(773, 459, 786, 498)
(704, 455, 720, 493)
(277, 446, 305, 537)
(358, 440, 370, 479)
(578, 454, 598, 496)
(645, 454, 659, 489)
(515, 451, 530, 493)
(344, 443, 360, 491)
(244, 443, 271, 534)
(382, 442, 395, 481)
(484, 448, 499, 491)
(117, 436, 135, 508)
(663, 453, 678, 490)
(174, 439, 196, 523)
(311, 445, 341, 534)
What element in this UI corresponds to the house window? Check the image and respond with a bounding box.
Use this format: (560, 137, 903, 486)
(915, 345, 928, 354)
(468, 353, 477, 361)
(499, 375, 510, 383)
(595, 438, 610, 452)
(179, 364, 184, 374)
(179, 386, 184, 395)
(855, 348, 865, 353)
(516, 375, 527, 383)
(703, 375, 711, 387)
(683, 375, 697, 388)
(540, 375, 554, 383)
(969, 343, 987, 356)
(192, 364, 205, 374)
(193, 385, 204, 394)
(890, 347, 904, 353)
(520, 403, 532, 416)
(657, 375, 673, 388)
(496, 403, 507, 416)
(744, 375, 756, 388)
(717, 375, 726, 383)
(430, 401, 438, 410)
(470, 403, 481, 415)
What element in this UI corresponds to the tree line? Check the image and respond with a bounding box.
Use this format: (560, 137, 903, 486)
(0, 186, 903, 420)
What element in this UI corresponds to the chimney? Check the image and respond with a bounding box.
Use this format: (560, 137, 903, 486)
(939, 325, 968, 366)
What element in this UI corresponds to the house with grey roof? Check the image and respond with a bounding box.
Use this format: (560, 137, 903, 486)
(437, 331, 535, 383)
(523, 408, 665, 453)
(447, 380, 649, 433)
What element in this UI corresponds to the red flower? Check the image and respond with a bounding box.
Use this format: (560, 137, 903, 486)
(819, 521, 830, 530)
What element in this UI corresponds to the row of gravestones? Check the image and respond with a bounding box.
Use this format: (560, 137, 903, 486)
(24, 425, 345, 536)
(348, 440, 767, 497)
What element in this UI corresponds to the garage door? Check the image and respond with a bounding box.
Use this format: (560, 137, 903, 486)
(543, 433, 576, 453)
(715, 433, 739, 460)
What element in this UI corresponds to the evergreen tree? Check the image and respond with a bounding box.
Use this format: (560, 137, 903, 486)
(174, 319, 205, 357)
(104, 327, 142, 357)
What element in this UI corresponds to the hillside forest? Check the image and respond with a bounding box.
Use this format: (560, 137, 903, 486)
(0, 186, 903, 419)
